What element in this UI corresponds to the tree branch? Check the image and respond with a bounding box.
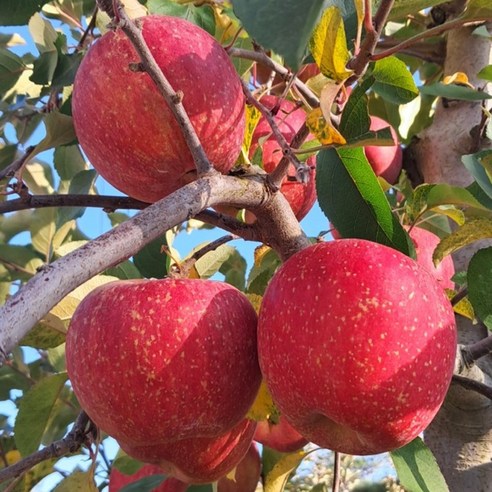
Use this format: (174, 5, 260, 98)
(0, 412, 93, 484)
(0, 174, 309, 363)
(452, 375, 492, 401)
(461, 336, 492, 367)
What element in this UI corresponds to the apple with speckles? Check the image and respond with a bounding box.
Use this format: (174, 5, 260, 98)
(364, 116, 403, 184)
(108, 442, 261, 491)
(72, 15, 245, 203)
(66, 278, 261, 482)
(258, 239, 457, 455)
(254, 415, 308, 453)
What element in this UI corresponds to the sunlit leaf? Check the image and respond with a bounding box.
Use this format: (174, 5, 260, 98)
(53, 471, 99, 491)
(309, 6, 352, 82)
(28, 13, 57, 53)
(14, 372, 68, 456)
(247, 380, 278, 421)
(306, 107, 346, 145)
(192, 244, 237, 279)
(468, 247, 492, 330)
(32, 111, 77, 157)
(264, 450, 308, 492)
(391, 437, 449, 492)
(372, 56, 418, 104)
(420, 83, 492, 101)
(478, 65, 492, 82)
(462, 150, 492, 200)
(433, 218, 492, 265)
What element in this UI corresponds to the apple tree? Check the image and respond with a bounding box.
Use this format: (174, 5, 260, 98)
(0, 0, 491, 491)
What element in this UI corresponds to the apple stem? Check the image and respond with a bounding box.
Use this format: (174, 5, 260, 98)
(113, 1, 214, 177)
(0, 412, 94, 484)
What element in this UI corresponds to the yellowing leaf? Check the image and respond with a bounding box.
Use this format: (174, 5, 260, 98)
(246, 293, 262, 314)
(264, 450, 308, 492)
(355, 0, 364, 25)
(454, 296, 476, 321)
(442, 72, 474, 89)
(306, 107, 346, 145)
(247, 380, 278, 421)
(5, 450, 21, 465)
(309, 6, 353, 82)
(254, 244, 272, 266)
(319, 79, 344, 120)
(242, 104, 262, 158)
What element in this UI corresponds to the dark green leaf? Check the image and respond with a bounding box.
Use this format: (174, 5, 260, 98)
(233, 0, 325, 70)
(32, 111, 77, 156)
(188, 486, 214, 492)
(147, 0, 215, 34)
(219, 249, 247, 291)
(467, 247, 492, 330)
(0, 0, 50, 26)
(54, 144, 86, 182)
(52, 51, 83, 87)
(14, 372, 68, 456)
(0, 244, 43, 279)
(462, 151, 492, 200)
(0, 48, 25, 95)
(316, 147, 413, 256)
(105, 261, 142, 280)
(133, 235, 169, 278)
(420, 83, 492, 101)
(112, 454, 144, 475)
(390, 437, 449, 492)
(247, 248, 281, 295)
(20, 320, 66, 349)
(339, 77, 373, 139)
(478, 65, 492, 82)
(386, 0, 447, 20)
(0, 366, 31, 400)
(0, 144, 18, 172)
(372, 56, 419, 104)
(120, 475, 166, 492)
(30, 50, 58, 85)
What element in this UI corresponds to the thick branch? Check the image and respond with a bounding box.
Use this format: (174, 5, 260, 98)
(0, 174, 309, 363)
(452, 375, 492, 401)
(0, 412, 92, 484)
(461, 336, 492, 367)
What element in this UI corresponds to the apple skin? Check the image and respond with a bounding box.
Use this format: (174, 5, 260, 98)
(118, 418, 257, 484)
(254, 415, 308, 453)
(72, 15, 245, 203)
(407, 226, 455, 290)
(109, 442, 261, 491)
(66, 278, 261, 450)
(250, 95, 316, 221)
(364, 116, 403, 184)
(257, 239, 457, 455)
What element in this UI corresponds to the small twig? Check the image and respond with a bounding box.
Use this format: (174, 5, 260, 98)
(332, 451, 341, 492)
(228, 47, 319, 108)
(375, 37, 446, 65)
(77, 6, 98, 51)
(241, 81, 309, 190)
(371, 18, 490, 62)
(0, 146, 36, 182)
(452, 375, 492, 400)
(0, 412, 93, 484)
(347, 0, 395, 78)
(451, 287, 468, 307)
(114, 1, 213, 176)
(460, 336, 492, 367)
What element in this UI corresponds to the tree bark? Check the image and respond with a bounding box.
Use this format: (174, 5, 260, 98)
(413, 17, 492, 491)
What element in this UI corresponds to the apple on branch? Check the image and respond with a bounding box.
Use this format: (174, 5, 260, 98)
(66, 278, 261, 482)
(72, 15, 245, 203)
(257, 239, 457, 455)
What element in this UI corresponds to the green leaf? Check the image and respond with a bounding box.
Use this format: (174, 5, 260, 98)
(192, 244, 237, 279)
(233, 0, 325, 70)
(390, 437, 449, 492)
(0, 48, 25, 96)
(30, 50, 58, 85)
(219, 249, 247, 291)
(433, 218, 492, 265)
(478, 65, 492, 82)
(112, 453, 145, 475)
(54, 144, 87, 182)
(52, 51, 83, 87)
(105, 261, 142, 280)
(461, 0, 492, 19)
(14, 372, 69, 457)
(0, 0, 50, 26)
(420, 83, 492, 101)
(0, 143, 18, 171)
(20, 314, 67, 349)
(372, 56, 419, 104)
(339, 77, 373, 138)
(0, 244, 43, 278)
(147, 0, 215, 35)
(264, 450, 308, 492)
(53, 471, 98, 491)
(0, 366, 31, 400)
(30, 208, 57, 260)
(309, 6, 352, 81)
(462, 150, 492, 200)
(316, 147, 413, 256)
(133, 235, 169, 279)
(468, 247, 492, 330)
(247, 248, 281, 296)
(32, 111, 77, 157)
(120, 475, 166, 492)
(385, 0, 448, 20)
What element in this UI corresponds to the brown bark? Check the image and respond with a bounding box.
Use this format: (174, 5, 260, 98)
(413, 15, 492, 491)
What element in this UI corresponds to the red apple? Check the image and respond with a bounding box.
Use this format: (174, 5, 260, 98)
(109, 464, 186, 492)
(250, 95, 317, 221)
(118, 418, 256, 484)
(407, 226, 455, 290)
(364, 116, 403, 184)
(109, 442, 261, 491)
(66, 278, 261, 480)
(258, 239, 457, 455)
(254, 415, 308, 453)
(72, 15, 245, 203)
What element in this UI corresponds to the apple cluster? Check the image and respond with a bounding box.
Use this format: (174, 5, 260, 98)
(67, 13, 458, 491)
